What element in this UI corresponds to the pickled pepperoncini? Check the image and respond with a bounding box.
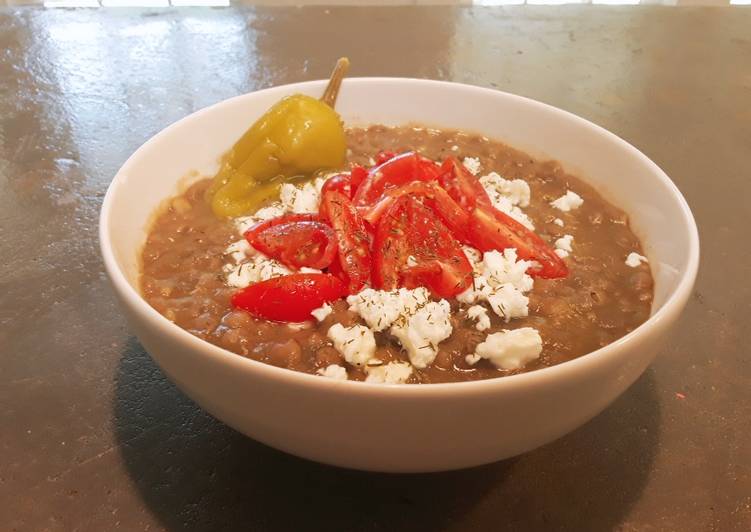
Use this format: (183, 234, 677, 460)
(208, 59, 349, 217)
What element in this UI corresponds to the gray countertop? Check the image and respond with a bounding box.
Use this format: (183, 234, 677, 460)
(1, 5, 750, 531)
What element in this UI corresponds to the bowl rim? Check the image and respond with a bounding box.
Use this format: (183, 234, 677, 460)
(99, 77, 700, 397)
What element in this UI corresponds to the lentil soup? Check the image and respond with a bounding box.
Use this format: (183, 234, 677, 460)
(141, 126, 653, 384)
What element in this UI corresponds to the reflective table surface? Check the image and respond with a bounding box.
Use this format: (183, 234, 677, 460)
(1, 5, 749, 531)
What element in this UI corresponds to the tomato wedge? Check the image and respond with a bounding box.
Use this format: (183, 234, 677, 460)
(468, 206, 568, 279)
(362, 181, 471, 242)
(232, 273, 346, 322)
(438, 157, 492, 211)
(320, 164, 368, 200)
(352, 152, 442, 211)
(245, 215, 337, 270)
(373, 196, 473, 298)
(321, 190, 372, 293)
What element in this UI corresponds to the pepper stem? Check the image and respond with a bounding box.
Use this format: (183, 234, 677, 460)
(320, 57, 350, 108)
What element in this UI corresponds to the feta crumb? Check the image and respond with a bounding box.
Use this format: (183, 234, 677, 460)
(390, 299, 453, 369)
(280, 181, 321, 214)
(225, 239, 252, 263)
(327, 323, 377, 367)
(457, 249, 534, 321)
(365, 362, 413, 384)
(486, 284, 529, 321)
(554, 218, 564, 227)
(479, 172, 534, 229)
(299, 267, 322, 274)
(235, 205, 286, 233)
(462, 156, 481, 175)
(465, 354, 482, 366)
(224, 253, 292, 288)
(452, 145, 460, 152)
(481, 248, 535, 292)
(346, 287, 430, 332)
(462, 245, 482, 267)
(554, 234, 574, 259)
(467, 305, 491, 331)
(473, 328, 543, 370)
(310, 303, 333, 322)
(625, 252, 649, 268)
(406, 255, 418, 267)
(479, 172, 531, 207)
(551, 190, 583, 212)
(317, 364, 348, 380)
(367, 157, 376, 166)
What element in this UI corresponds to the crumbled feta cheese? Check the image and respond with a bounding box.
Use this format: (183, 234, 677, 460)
(467, 305, 491, 331)
(346, 287, 430, 332)
(365, 361, 413, 384)
(234, 205, 286, 233)
(406, 255, 418, 267)
(486, 284, 529, 321)
(280, 181, 321, 214)
(625, 252, 649, 267)
(327, 323, 377, 367)
(481, 249, 535, 292)
(465, 353, 482, 366)
(462, 245, 482, 267)
(457, 249, 534, 321)
(224, 253, 292, 288)
(480, 172, 531, 208)
(452, 145, 460, 153)
(299, 267, 322, 274)
(554, 218, 564, 227)
(317, 364, 348, 380)
(390, 299, 452, 369)
(554, 234, 574, 259)
(225, 239, 253, 263)
(551, 190, 583, 212)
(462, 156, 481, 175)
(479, 172, 534, 229)
(313, 176, 327, 194)
(310, 303, 333, 322)
(473, 328, 543, 370)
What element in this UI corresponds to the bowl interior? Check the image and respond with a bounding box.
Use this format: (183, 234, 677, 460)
(104, 78, 697, 325)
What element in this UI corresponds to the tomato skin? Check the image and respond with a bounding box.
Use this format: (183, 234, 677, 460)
(352, 152, 442, 210)
(246, 213, 320, 235)
(246, 219, 337, 270)
(362, 181, 472, 243)
(468, 206, 568, 279)
(375, 150, 396, 165)
(231, 273, 346, 322)
(373, 196, 473, 297)
(321, 173, 355, 200)
(321, 190, 372, 293)
(438, 157, 492, 211)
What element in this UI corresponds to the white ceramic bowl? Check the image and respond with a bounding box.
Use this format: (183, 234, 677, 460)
(100, 78, 699, 473)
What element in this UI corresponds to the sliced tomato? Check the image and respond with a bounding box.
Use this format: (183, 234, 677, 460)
(320, 164, 368, 201)
(325, 251, 348, 285)
(352, 152, 442, 211)
(375, 150, 396, 165)
(245, 219, 337, 270)
(468, 206, 568, 279)
(246, 213, 320, 234)
(373, 196, 473, 297)
(231, 273, 346, 322)
(362, 181, 471, 242)
(321, 190, 372, 293)
(438, 157, 492, 211)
